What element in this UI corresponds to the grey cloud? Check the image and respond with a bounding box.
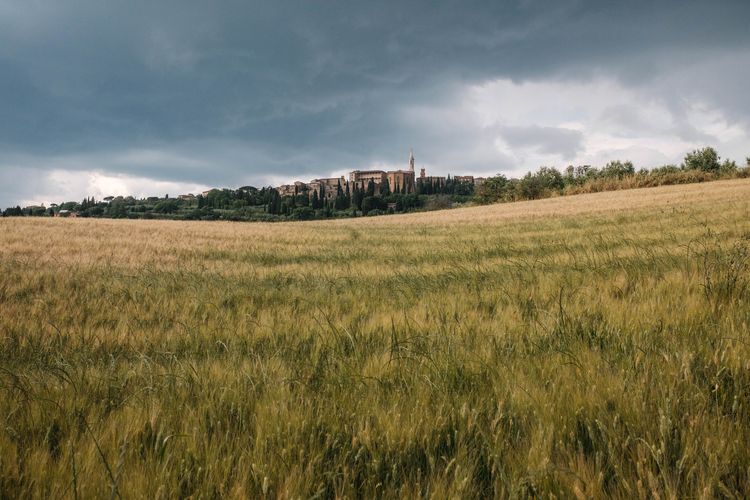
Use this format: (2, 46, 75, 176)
(0, 0, 749, 205)
(500, 125, 584, 159)
(597, 105, 660, 138)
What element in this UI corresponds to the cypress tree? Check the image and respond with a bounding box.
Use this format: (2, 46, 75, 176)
(312, 190, 320, 209)
(352, 184, 363, 211)
(380, 178, 390, 196)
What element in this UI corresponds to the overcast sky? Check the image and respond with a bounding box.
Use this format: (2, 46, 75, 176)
(1, 0, 749, 207)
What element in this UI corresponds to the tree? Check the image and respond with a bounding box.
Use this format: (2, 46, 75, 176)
(534, 166, 565, 191)
(519, 172, 544, 200)
(684, 147, 720, 172)
(3, 205, 23, 216)
(600, 160, 635, 179)
(352, 184, 363, 210)
(267, 190, 282, 214)
(476, 175, 510, 203)
(290, 206, 314, 220)
(362, 196, 381, 214)
(380, 178, 390, 196)
(311, 190, 321, 210)
(154, 199, 178, 214)
(296, 192, 309, 207)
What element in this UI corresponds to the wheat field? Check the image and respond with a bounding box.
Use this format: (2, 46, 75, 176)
(1, 179, 750, 498)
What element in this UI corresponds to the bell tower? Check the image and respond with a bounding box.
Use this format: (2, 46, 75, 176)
(409, 148, 415, 172)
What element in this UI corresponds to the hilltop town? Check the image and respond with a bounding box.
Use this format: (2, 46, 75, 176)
(273, 149, 485, 201)
(6, 149, 484, 221)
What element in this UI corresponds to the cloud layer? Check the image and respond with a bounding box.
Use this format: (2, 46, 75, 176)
(1, 0, 749, 206)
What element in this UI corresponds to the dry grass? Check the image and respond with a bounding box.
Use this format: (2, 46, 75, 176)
(1, 179, 750, 497)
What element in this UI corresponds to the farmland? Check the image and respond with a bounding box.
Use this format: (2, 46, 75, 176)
(1, 179, 750, 497)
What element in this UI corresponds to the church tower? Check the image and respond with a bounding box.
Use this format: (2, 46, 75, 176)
(409, 148, 415, 172)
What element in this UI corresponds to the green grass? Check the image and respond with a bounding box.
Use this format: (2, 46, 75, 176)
(1, 180, 750, 497)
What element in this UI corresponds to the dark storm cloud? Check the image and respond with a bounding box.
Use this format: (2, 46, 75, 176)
(0, 0, 749, 205)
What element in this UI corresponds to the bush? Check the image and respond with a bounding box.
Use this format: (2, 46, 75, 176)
(720, 159, 738, 174)
(361, 196, 385, 215)
(425, 195, 452, 211)
(290, 207, 315, 220)
(153, 200, 179, 214)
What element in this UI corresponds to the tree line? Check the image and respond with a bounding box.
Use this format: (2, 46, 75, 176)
(3, 147, 749, 220)
(476, 147, 750, 203)
(0, 181, 472, 221)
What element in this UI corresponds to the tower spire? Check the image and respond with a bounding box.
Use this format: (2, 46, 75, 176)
(409, 148, 415, 172)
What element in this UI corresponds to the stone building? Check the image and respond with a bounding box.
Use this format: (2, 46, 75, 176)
(349, 170, 387, 190)
(418, 173, 446, 187)
(276, 181, 307, 197)
(387, 170, 415, 193)
(416, 153, 446, 188)
(386, 149, 416, 193)
(308, 177, 346, 200)
(275, 149, 435, 198)
(350, 149, 417, 193)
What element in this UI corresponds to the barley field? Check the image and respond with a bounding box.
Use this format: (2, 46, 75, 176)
(1, 179, 750, 498)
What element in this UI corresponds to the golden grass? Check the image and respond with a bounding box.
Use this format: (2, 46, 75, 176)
(1, 178, 750, 497)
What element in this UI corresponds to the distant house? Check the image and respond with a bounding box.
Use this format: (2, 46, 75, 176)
(276, 181, 307, 197)
(308, 177, 347, 199)
(56, 210, 79, 218)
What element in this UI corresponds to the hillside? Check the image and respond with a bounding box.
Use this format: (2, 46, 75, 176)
(1, 179, 750, 497)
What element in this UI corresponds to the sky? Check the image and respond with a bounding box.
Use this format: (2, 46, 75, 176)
(1, 0, 749, 207)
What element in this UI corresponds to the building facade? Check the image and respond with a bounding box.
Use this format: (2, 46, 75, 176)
(349, 170, 387, 190)
(308, 177, 346, 200)
(274, 149, 441, 198)
(387, 170, 415, 193)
